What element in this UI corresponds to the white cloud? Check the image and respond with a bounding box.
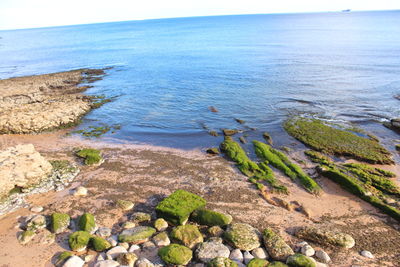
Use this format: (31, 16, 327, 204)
(0, 0, 399, 30)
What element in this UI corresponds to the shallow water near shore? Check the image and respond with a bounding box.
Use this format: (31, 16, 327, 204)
(1, 11, 400, 152)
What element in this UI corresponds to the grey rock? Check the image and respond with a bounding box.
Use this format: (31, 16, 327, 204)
(251, 247, 268, 259)
(360, 250, 374, 259)
(106, 246, 128, 260)
(136, 258, 154, 267)
(315, 250, 331, 263)
(97, 227, 112, 238)
(62, 256, 85, 267)
(195, 241, 231, 263)
(243, 251, 255, 264)
(94, 260, 120, 267)
(301, 244, 315, 257)
(229, 249, 244, 263)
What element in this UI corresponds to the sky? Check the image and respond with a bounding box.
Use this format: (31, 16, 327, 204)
(0, 0, 399, 30)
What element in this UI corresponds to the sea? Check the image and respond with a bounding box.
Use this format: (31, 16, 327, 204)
(1, 11, 400, 151)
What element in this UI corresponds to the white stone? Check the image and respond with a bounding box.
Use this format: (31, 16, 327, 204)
(360, 250, 374, 259)
(94, 260, 120, 267)
(295, 241, 308, 252)
(62, 256, 85, 267)
(97, 253, 106, 262)
(106, 246, 128, 260)
(243, 251, 255, 265)
(195, 241, 231, 263)
(30, 206, 43, 213)
(84, 254, 94, 262)
(97, 227, 112, 238)
(301, 244, 315, 257)
(229, 249, 244, 263)
(129, 244, 141, 253)
(136, 258, 154, 267)
(107, 235, 118, 247)
(73, 186, 87, 196)
(316, 262, 328, 267)
(251, 247, 268, 259)
(315, 250, 331, 263)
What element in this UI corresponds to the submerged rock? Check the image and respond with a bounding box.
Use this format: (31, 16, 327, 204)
(295, 227, 355, 249)
(223, 129, 239, 136)
(207, 148, 220, 155)
(224, 223, 261, 251)
(158, 244, 193, 265)
(262, 228, 294, 261)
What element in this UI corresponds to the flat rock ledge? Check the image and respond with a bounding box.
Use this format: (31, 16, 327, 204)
(0, 68, 106, 134)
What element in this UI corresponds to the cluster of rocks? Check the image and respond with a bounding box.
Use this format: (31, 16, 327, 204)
(0, 144, 79, 215)
(16, 189, 367, 267)
(0, 69, 106, 134)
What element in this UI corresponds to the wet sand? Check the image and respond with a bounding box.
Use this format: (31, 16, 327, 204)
(0, 132, 400, 266)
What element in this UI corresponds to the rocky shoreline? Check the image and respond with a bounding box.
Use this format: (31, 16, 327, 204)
(0, 70, 400, 267)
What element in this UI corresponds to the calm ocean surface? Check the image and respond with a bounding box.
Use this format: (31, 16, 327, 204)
(1, 11, 400, 150)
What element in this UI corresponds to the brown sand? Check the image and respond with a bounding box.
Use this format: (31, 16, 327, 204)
(0, 133, 400, 266)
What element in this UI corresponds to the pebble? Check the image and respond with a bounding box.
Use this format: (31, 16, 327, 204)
(97, 253, 106, 261)
(154, 218, 168, 231)
(316, 263, 328, 267)
(106, 246, 128, 260)
(136, 258, 154, 267)
(229, 249, 244, 263)
(122, 222, 136, 229)
(243, 251, 255, 264)
(30, 205, 43, 213)
(94, 260, 120, 267)
(128, 244, 140, 253)
(62, 256, 85, 267)
(315, 250, 331, 263)
(234, 261, 246, 267)
(196, 241, 230, 263)
(107, 235, 118, 247)
(73, 186, 88, 196)
(360, 250, 374, 259)
(119, 242, 130, 250)
(301, 244, 315, 257)
(142, 241, 156, 251)
(84, 254, 95, 262)
(97, 227, 112, 238)
(251, 247, 268, 259)
(295, 241, 308, 252)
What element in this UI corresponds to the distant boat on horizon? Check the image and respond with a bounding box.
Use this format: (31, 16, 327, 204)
(342, 9, 351, 12)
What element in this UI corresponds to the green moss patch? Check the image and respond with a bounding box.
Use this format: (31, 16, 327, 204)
(78, 213, 96, 233)
(68, 231, 91, 251)
(247, 258, 269, 267)
(90, 236, 111, 251)
(72, 124, 121, 138)
(158, 244, 193, 265)
(55, 251, 73, 266)
(286, 254, 315, 267)
(50, 213, 70, 234)
(284, 117, 393, 164)
(75, 148, 102, 165)
(191, 208, 232, 226)
(155, 189, 206, 225)
(253, 141, 321, 194)
(268, 262, 289, 267)
(118, 226, 156, 243)
(207, 257, 238, 267)
(170, 224, 203, 248)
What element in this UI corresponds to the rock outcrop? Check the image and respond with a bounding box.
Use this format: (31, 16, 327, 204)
(0, 144, 52, 199)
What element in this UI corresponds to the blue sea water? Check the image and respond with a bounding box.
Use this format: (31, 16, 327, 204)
(1, 11, 400, 151)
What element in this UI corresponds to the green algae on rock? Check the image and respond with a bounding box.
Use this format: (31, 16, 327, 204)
(247, 258, 270, 267)
(158, 244, 193, 265)
(78, 213, 96, 233)
(284, 117, 393, 164)
(223, 129, 239, 136)
(286, 254, 315, 267)
(155, 189, 206, 225)
(170, 224, 203, 248)
(75, 148, 103, 165)
(224, 223, 261, 251)
(268, 262, 289, 267)
(253, 141, 321, 194)
(118, 226, 156, 243)
(263, 228, 294, 261)
(55, 251, 73, 266)
(68, 231, 91, 251)
(18, 230, 36, 244)
(191, 208, 232, 226)
(90, 236, 112, 251)
(50, 213, 70, 234)
(295, 226, 355, 249)
(207, 257, 238, 267)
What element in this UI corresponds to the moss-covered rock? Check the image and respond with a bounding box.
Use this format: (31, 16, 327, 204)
(55, 251, 73, 267)
(263, 228, 294, 261)
(158, 244, 193, 265)
(68, 231, 91, 252)
(50, 213, 70, 234)
(155, 189, 206, 225)
(295, 227, 355, 249)
(26, 215, 46, 231)
(118, 226, 156, 243)
(171, 224, 204, 248)
(18, 230, 36, 244)
(75, 148, 103, 165)
(90, 236, 112, 251)
(131, 212, 151, 223)
(247, 258, 270, 267)
(78, 213, 96, 233)
(207, 257, 238, 267)
(268, 262, 289, 267)
(116, 199, 134, 211)
(208, 226, 224, 237)
(154, 218, 168, 231)
(224, 223, 261, 251)
(286, 254, 316, 267)
(207, 147, 220, 155)
(284, 117, 393, 164)
(223, 129, 239, 136)
(191, 208, 232, 226)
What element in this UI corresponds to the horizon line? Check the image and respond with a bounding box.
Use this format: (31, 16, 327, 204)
(1, 8, 399, 32)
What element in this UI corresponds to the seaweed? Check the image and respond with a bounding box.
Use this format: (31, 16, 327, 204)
(284, 117, 393, 164)
(75, 148, 102, 165)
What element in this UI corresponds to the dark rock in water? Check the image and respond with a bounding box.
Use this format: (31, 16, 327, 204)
(206, 148, 220, 155)
(396, 144, 400, 152)
(223, 129, 239, 136)
(235, 118, 245, 124)
(262, 132, 273, 145)
(209, 131, 219, 137)
(209, 106, 219, 113)
(239, 137, 247, 144)
(391, 118, 400, 129)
